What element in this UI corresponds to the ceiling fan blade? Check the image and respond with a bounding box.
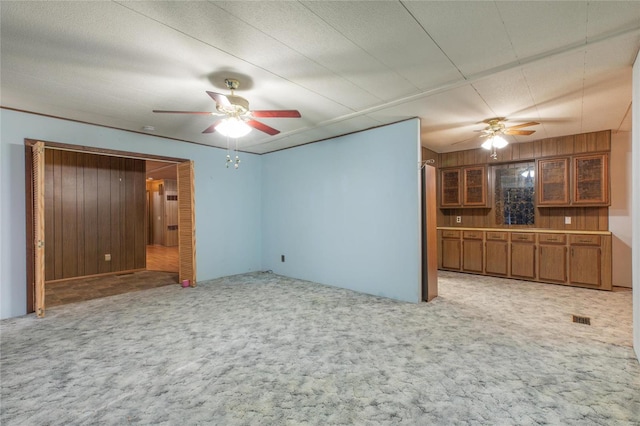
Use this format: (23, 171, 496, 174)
(206, 91, 231, 107)
(153, 110, 215, 115)
(251, 110, 301, 118)
(506, 121, 539, 130)
(505, 129, 536, 136)
(246, 119, 280, 135)
(202, 120, 223, 134)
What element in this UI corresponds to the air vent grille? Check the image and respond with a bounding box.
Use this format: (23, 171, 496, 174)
(572, 315, 591, 325)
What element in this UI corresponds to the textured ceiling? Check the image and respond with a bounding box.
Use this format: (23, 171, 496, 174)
(1, 1, 639, 154)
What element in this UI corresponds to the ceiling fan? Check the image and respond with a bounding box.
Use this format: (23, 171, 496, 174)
(478, 117, 539, 138)
(477, 118, 540, 159)
(153, 78, 301, 136)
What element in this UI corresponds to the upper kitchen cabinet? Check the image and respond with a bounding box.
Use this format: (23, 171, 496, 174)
(573, 154, 609, 205)
(440, 166, 488, 208)
(537, 153, 609, 207)
(537, 158, 570, 206)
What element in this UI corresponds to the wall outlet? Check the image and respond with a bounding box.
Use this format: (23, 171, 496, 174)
(456, 216, 462, 223)
(105, 254, 111, 261)
(564, 216, 572, 225)
(281, 255, 285, 262)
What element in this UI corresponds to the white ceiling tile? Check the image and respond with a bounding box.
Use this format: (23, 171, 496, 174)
(497, 2, 588, 60)
(301, 1, 462, 90)
(214, 1, 418, 102)
(586, 2, 640, 40)
(404, 2, 518, 76)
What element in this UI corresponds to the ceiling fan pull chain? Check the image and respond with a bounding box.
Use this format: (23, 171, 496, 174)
(234, 138, 240, 169)
(225, 135, 232, 168)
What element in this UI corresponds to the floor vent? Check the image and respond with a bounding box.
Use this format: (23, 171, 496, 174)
(572, 315, 591, 325)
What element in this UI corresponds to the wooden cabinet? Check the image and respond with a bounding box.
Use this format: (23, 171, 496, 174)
(538, 233, 567, 283)
(510, 233, 536, 279)
(485, 232, 508, 275)
(440, 166, 488, 208)
(569, 235, 601, 287)
(463, 167, 487, 206)
(437, 228, 611, 290)
(537, 158, 569, 206)
(537, 154, 609, 207)
(440, 169, 461, 207)
(462, 230, 483, 273)
(573, 154, 608, 205)
(441, 230, 461, 270)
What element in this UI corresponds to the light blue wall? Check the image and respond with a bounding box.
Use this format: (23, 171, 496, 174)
(261, 119, 422, 303)
(0, 109, 263, 319)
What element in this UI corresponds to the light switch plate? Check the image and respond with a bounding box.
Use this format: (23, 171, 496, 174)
(565, 216, 572, 224)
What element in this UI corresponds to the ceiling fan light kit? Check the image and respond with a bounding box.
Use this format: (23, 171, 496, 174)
(216, 117, 252, 138)
(481, 134, 508, 150)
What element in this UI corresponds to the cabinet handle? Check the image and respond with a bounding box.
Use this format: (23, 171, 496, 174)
(579, 239, 591, 243)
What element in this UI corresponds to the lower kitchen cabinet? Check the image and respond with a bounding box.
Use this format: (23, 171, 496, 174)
(538, 233, 567, 283)
(437, 228, 611, 290)
(441, 230, 461, 270)
(569, 235, 602, 287)
(462, 231, 483, 273)
(485, 232, 508, 275)
(510, 233, 536, 280)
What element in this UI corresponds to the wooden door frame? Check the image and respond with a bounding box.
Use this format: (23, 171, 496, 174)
(24, 139, 195, 314)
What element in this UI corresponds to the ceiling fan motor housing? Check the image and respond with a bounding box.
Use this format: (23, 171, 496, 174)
(217, 95, 250, 116)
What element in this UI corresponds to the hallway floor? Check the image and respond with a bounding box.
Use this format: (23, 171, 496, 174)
(45, 245, 179, 307)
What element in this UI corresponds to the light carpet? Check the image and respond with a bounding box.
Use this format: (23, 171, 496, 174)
(1, 271, 638, 425)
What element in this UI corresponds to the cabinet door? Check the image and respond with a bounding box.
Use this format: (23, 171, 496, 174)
(569, 246, 601, 286)
(539, 245, 567, 283)
(440, 169, 461, 207)
(511, 243, 536, 279)
(485, 240, 508, 275)
(462, 239, 483, 273)
(537, 158, 569, 206)
(441, 239, 461, 270)
(573, 154, 608, 205)
(463, 166, 487, 206)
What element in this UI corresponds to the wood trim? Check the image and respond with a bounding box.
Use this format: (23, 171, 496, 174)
(422, 166, 438, 302)
(177, 161, 197, 286)
(25, 139, 189, 163)
(32, 142, 46, 317)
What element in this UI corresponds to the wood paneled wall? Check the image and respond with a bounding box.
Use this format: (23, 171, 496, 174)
(434, 130, 610, 231)
(44, 150, 146, 281)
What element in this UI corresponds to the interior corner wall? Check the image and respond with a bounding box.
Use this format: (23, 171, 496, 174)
(609, 131, 632, 287)
(0, 109, 263, 319)
(632, 51, 640, 363)
(261, 119, 422, 303)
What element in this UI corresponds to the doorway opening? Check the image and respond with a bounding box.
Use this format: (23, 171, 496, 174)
(25, 140, 196, 316)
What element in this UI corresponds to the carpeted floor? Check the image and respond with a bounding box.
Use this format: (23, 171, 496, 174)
(1, 271, 638, 425)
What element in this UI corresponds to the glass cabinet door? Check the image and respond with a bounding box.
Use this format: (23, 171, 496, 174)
(573, 154, 608, 205)
(463, 166, 487, 206)
(537, 158, 569, 206)
(440, 169, 461, 207)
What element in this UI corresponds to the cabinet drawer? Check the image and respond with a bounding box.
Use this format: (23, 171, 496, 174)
(442, 230, 461, 239)
(463, 231, 483, 240)
(570, 235, 601, 246)
(511, 233, 535, 243)
(486, 231, 507, 241)
(538, 233, 566, 244)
